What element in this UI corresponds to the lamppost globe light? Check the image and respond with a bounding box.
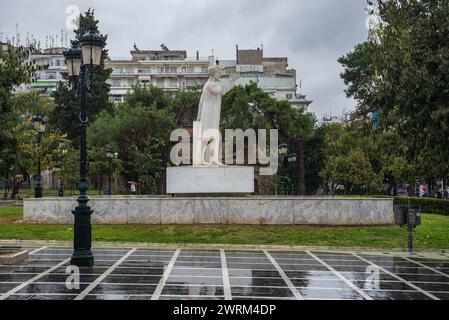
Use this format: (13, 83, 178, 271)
(32, 114, 46, 133)
(80, 27, 104, 67)
(63, 42, 82, 78)
(279, 143, 288, 155)
(288, 153, 297, 163)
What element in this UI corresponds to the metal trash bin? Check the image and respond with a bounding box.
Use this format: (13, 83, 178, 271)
(394, 205, 408, 226)
(394, 204, 422, 253)
(408, 207, 422, 226)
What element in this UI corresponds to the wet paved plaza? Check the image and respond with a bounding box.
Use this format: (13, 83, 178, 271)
(1, 246, 449, 300)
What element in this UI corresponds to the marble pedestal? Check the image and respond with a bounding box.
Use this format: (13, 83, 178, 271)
(166, 166, 254, 194)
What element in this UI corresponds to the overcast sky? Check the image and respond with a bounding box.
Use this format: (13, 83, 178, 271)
(0, 0, 369, 118)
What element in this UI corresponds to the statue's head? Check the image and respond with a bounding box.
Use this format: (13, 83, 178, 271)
(208, 66, 224, 80)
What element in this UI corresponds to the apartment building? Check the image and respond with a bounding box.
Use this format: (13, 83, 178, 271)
(31, 47, 67, 93)
(106, 45, 213, 102)
(220, 46, 312, 110)
(106, 45, 312, 110)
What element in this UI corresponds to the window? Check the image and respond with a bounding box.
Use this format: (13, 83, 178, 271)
(201, 66, 208, 73)
(170, 79, 178, 87)
(286, 94, 293, 100)
(186, 79, 196, 87)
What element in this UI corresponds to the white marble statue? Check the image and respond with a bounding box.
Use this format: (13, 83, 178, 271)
(194, 66, 240, 165)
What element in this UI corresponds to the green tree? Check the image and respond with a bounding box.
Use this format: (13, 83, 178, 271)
(0, 46, 46, 197)
(222, 82, 316, 195)
(50, 9, 113, 144)
(339, 0, 449, 193)
(88, 85, 180, 194)
(322, 149, 378, 195)
(57, 144, 80, 194)
(304, 124, 326, 194)
(320, 121, 383, 195)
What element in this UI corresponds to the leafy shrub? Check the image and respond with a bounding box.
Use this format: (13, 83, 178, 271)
(394, 197, 449, 216)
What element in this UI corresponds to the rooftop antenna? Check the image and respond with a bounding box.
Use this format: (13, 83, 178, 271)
(161, 43, 169, 51)
(236, 44, 239, 64)
(45, 35, 48, 48)
(16, 23, 20, 46)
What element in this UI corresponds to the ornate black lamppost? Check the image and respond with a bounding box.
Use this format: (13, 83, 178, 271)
(106, 151, 118, 195)
(278, 144, 298, 195)
(64, 27, 104, 267)
(32, 114, 46, 198)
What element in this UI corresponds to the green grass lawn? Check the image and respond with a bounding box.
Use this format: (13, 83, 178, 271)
(0, 206, 448, 250)
(7, 188, 104, 199)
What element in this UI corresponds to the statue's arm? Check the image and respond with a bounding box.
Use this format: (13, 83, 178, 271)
(197, 96, 203, 121)
(207, 82, 227, 95)
(222, 73, 240, 94)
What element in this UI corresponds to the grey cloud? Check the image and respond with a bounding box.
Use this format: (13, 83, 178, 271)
(0, 0, 369, 118)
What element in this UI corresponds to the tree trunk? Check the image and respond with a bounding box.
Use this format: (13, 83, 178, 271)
(407, 179, 415, 197)
(344, 183, 351, 195)
(296, 140, 306, 196)
(10, 178, 20, 200)
(393, 181, 398, 197)
(159, 168, 166, 195)
(427, 177, 433, 197)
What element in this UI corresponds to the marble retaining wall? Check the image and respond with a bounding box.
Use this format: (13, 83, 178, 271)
(23, 197, 394, 226)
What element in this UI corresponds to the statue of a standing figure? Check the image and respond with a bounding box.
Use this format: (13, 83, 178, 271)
(194, 66, 240, 165)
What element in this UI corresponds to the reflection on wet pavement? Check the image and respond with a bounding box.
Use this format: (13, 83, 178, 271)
(0, 247, 448, 300)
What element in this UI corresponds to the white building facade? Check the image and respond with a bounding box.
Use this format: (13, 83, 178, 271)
(106, 46, 213, 102)
(31, 47, 67, 93)
(106, 45, 312, 109)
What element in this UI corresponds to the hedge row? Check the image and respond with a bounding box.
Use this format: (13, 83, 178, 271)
(394, 197, 449, 216)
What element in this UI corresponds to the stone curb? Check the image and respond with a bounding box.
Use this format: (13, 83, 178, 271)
(1, 239, 448, 259)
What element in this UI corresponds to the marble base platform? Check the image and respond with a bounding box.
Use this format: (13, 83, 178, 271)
(166, 166, 254, 194)
(24, 197, 394, 226)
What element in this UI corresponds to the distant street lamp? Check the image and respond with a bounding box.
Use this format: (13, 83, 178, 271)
(287, 153, 297, 163)
(279, 143, 288, 156)
(106, 151, 118, 195)
(58, 141, 68, 197)
(32, 114, 46, 198)
(64, 27, 104, 267)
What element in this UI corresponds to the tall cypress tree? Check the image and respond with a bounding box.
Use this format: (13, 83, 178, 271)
(50, 9, 113, 145)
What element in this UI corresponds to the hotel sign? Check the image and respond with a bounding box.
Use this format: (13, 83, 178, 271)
(236, 64, 264, 73)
